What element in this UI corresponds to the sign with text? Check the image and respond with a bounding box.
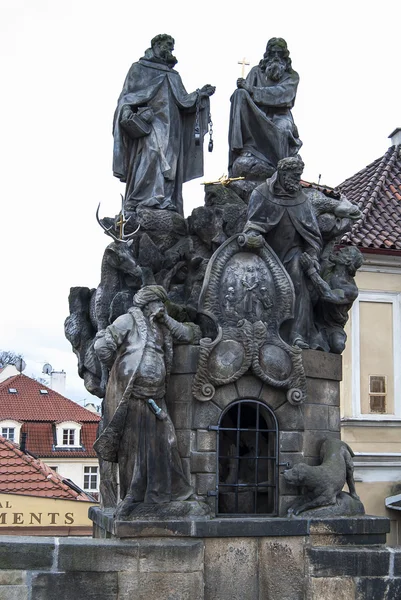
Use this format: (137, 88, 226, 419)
(0, 494, 96, 527)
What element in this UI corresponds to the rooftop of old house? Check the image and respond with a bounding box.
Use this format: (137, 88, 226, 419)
(337, 130, 401, 251)
(0, 435, 94, 501)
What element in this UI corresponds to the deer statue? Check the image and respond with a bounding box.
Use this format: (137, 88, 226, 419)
(95, 204, 141, 391)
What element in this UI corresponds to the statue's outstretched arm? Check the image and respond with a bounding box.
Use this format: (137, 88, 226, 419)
(163, 313, 201, 344)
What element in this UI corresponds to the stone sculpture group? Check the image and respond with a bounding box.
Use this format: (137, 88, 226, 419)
(65, 35, 364, 520)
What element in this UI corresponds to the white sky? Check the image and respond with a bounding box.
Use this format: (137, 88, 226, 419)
(0, 0, 400, 406)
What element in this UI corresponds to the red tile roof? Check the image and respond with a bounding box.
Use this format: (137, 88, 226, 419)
(0, 436, 93, 500)
(0, 374, 100, 458)
(20, 422, 99, 459)
(338, 145, 401, 250)
(0, 375, 100, 422)
(301, 179, 340, 198)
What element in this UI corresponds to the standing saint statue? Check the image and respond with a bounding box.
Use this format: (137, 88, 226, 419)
(113, 34, 215, 215)
(93, 285, 201, 519)
(229, 38, 302, 183)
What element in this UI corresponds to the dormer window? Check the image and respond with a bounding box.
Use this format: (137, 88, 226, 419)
(63, 428, 76, 446)
(55, 421, 82, 448)
(0, 420, 22, 444)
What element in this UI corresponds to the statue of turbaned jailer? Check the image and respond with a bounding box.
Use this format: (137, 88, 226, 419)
(93, 285, 202, 520)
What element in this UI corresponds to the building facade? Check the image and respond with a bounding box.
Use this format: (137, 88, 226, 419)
(0, 435, 96, 535)
(338, 131, 401, 544)
(0, 374, 100, 499)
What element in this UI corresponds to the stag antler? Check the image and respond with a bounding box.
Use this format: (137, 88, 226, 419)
(96, 201, 140, 243)
(96, 203, 119, 241)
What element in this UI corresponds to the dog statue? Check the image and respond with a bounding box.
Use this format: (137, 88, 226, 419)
(283, 438, 361, 516)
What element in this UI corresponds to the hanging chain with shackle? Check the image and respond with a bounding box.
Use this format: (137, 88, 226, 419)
(194, 89, 214, 152)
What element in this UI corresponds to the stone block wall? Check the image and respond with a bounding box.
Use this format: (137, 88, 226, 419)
(167, 346, 342, 516)
(1, 524, 400, 600)
(0, 536, 204, 600)
(307, 545, 401, 599)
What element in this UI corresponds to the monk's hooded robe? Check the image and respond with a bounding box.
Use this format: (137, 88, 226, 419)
(113, 57, 210, 215)
(244, 172, 327, 350)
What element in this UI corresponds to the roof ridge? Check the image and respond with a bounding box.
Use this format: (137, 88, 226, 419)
(339, 153, 384, 188)
(345, 146, 398, 240)
(0, 373, 100, 422)
(27, 451, 79, 498)
(0, 435, 78, 497)
(0, 374, 21, 388)
(0, 435, 92, 501)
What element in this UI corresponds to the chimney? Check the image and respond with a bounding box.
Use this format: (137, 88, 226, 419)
(20, 433, 28, 453)
(388, 128, 401, 146)
(50, 370, 66, 395)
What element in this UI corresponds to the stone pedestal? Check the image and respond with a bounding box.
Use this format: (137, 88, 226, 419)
(83, 349, 395, 599)
(167, 346, 342, 516)
(87, 510, 392, 599)
(1, 524, 399, 599)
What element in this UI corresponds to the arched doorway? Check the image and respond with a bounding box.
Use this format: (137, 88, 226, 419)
(216, 400, 279, 515)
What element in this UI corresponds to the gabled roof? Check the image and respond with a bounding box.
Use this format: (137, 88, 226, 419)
(0, 374, 100, 423)
(0, 436, 93, 500)
(338, 145, 401, 250)
(20, 421, 99, 458)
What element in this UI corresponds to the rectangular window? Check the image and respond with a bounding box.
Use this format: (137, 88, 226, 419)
(359, 301, 393, 415)
(1, 427, 15, 442)
(351, 291, 401, 419)
(369, 375, 386, 413)
(84, 466, 98, 491)
(62, 429, 75, 445)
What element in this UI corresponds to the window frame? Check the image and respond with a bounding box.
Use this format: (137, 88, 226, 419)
(83, 465, 99, 492)
(214, 399, 279, 517)
(351, 290, 401, 420)
(1, 426, 15, 442)
(62, 428, 75, 446)
(368, 374, 387, 414)
(0, 420, 22, 444)
(55, 421, 82, 447)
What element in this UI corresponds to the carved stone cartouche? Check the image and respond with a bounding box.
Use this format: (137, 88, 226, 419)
(192, 234, 306, 405)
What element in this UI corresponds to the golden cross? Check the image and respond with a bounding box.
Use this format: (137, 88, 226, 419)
(202, 174, 245, 186)
(115, 213, 126, 240)
(238, 57, 250, 78)
(115, 194, 127, 240)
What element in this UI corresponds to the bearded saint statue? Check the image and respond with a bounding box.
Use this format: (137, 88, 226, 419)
(228, 38, 302, 183)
